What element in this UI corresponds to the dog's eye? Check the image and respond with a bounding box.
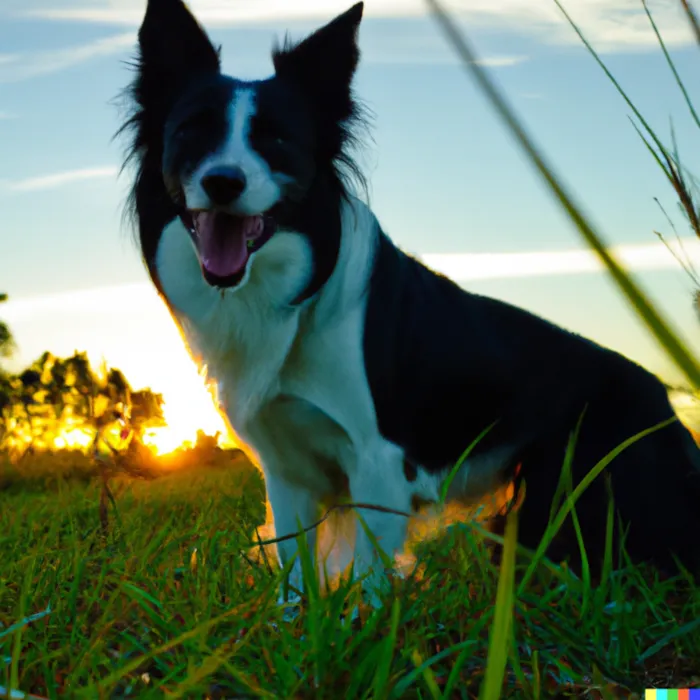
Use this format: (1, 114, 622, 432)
(175, 112, 214, 137)
(253, 116, 287, 146)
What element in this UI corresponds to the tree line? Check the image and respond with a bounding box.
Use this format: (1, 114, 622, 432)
(0, 292, 166, 457)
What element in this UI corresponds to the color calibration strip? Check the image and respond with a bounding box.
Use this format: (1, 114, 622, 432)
(645, 690, 700, 700)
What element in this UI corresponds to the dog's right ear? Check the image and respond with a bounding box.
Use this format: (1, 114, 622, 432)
(136, 0, 220, 103)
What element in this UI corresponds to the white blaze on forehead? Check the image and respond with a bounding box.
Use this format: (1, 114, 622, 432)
(230, 87, 255, 150)
(183, 86, 287, 216)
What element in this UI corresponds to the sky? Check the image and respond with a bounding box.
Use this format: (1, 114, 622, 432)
(2, 0, 700, 439)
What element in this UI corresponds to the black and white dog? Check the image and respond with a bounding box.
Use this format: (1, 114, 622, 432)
(119, 0, 700, 605)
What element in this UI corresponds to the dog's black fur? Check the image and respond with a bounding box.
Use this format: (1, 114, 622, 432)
(366, 231, 700, 575)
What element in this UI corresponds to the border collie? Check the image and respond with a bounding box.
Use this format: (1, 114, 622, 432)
(118, 0, 700, 605)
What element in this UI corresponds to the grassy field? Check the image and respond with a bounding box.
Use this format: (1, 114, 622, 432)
(2, 450, 699, 699)
(3, 3, 700, 696)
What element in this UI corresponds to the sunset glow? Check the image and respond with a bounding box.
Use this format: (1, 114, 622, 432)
(52, 421, 94, 451)
(141, 370, 235, 455)
(1, 362, 234, 458)
(2, 285, 239, 458)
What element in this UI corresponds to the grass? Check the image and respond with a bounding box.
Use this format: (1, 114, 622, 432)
(1, 454, 699, 698)
(4, 0, 700, 696)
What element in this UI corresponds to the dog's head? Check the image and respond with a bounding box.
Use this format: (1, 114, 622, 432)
(120, 0, 366, 297)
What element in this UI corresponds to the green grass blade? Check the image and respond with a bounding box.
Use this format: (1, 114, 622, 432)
(680, 0, 700, 46)
(552, 0, 674, 158)
(641, 0, 700, 131)
(440, 420, 497, 504)
(371, 598, 401, 699)
(518, 416, 676, 594)
(409, 648, 442, 700)
(478, 507, 518, 700)
(637, 616, 700, 662)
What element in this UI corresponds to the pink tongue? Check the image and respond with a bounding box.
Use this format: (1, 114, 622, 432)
(195, 212, 263, 278)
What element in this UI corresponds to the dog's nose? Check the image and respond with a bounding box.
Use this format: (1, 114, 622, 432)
(201, 166, 247, 205)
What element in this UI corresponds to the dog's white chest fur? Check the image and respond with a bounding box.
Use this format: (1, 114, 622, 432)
(156, 198, 398, 490)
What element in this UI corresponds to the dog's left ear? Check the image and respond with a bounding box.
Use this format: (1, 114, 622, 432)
(272, 3, 363, 122)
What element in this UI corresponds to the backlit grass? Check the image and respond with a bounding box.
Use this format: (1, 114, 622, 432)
(1, 456, 699, 698)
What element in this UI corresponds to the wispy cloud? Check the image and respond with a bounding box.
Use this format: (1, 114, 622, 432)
(358, 24, 529, 67)
(0, 111, 16, 120)
(2, 283, 152, 323)
(5, 166, 118, 193)
(18, 0, 696, 52)
(474, 54, 528, 67)
(4, 237, 698, 324)
(421, 238, 700, 281)
(517, 91, 545, 101)
(0, 31, 134, 83)
(368, 51, 528, 67)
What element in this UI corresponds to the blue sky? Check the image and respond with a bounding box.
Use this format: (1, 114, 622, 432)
(2, 0, 700, 435)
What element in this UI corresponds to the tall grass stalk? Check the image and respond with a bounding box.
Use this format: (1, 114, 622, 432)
(423, 0, 700, 694)
(424, 0, 700, 389)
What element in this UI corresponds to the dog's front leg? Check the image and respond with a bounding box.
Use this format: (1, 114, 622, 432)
(349, 447, 413, 609)
(265, 475, 319, 611)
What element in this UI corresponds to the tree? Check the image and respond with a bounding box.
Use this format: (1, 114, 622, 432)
(0, 349, 168, 457)
(0, 292, 14, 362)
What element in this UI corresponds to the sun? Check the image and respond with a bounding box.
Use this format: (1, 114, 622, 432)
(139, 368, 234, 456)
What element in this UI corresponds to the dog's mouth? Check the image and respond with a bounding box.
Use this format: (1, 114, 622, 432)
(180, 210, 276, 288)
